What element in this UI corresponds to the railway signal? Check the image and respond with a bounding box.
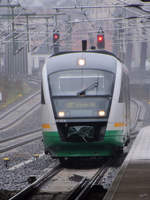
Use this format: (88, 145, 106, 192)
(53, 32, 60, 43)
(82, 40, 87, 51)
(53, 31, 60, 54)
(97, 34, 105, 49)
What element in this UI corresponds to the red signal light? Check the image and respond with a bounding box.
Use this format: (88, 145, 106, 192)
(97, 34, 105, 49)
(53, 33, 59, 42)
(54, 34, 59, 40)
(97, 35, 104, 42)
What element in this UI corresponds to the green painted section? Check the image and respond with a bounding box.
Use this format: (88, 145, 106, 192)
(42, 130, 124, 157)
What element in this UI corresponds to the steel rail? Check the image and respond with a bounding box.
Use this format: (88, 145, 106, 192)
(0, 132, 42, 153)
(74, 167, 108, 200)
(0, 128, 41, 144)
(65, 160, 113, 200)
(0, 90, 40, 120)
(64, 178, 89, 200)
(0, 103, 40, 131)
(9, 164, 63, 200)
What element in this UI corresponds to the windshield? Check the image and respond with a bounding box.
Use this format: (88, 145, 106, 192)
(48, 69, 114, 96)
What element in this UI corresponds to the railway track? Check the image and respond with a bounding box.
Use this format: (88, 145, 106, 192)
(0, 129, 42, 153)
(9, 164, 63, 200)
(130, 98, 143, 133)
(9, 159, 115, 200)
(64, 163, 109, 200)
(0, 91, 40, 131)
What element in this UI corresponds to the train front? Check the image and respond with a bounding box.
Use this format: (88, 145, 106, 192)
(42, 52, 117, 158)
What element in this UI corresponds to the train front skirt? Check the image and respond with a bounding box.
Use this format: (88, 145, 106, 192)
(42, 130, 124, 158)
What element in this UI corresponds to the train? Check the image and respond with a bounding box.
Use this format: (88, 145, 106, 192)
(41, 50, 130, 164)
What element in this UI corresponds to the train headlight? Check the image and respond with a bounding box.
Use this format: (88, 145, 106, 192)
(58, 111, 65, 117)
(78, 58, 85, 66)
(98, 110, 106, 117)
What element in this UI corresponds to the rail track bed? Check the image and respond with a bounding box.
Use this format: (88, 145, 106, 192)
(0, 91, 40, 131)
(0, 129, 42, 153)
(8, 158, 121, 200)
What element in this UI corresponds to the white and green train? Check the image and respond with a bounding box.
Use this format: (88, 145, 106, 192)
(41, 50, 130, 164)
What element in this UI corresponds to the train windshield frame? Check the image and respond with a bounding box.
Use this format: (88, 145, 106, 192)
(48, 69, 115, 119)
(48, 69, 114, 97)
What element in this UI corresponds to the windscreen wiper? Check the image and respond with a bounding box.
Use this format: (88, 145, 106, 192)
(77, 81, 98, 96)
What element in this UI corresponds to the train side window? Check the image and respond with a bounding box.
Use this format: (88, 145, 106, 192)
(119, 74, 124, 102)
(119, 72, 129, 103)
(41, 83, 45, 104)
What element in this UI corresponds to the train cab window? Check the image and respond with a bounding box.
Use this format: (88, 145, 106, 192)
(41, 82, 45, 104)
(48, 69, 115, 119)
(48, 69, 114, 97)
(119, 75, 124, 102)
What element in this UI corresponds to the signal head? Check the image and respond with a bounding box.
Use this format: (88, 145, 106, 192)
(53, 33, 59, 42)
(97, 34, 105, 49)
(97, 35, 104, 42)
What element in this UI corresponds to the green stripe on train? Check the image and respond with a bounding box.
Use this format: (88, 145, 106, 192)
(42, 130, 124, 157)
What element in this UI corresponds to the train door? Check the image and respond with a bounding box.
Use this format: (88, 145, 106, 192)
(119, 71, 130, 139)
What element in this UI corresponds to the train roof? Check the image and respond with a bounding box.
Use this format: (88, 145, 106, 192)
(46, 50, 121, 74)
(51, 50, 122, 61)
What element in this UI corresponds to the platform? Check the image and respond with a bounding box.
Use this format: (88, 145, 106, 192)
(104, 126, 150, 200)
